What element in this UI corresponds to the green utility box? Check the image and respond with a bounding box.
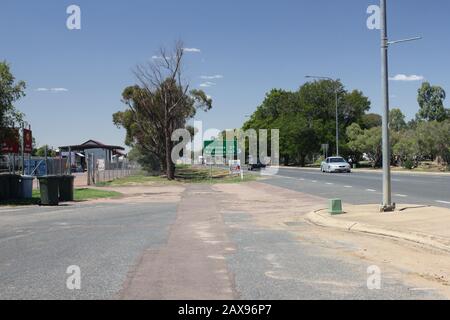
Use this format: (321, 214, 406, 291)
(329, 199, 343, 215)
(59, 175, 75, 202)
(38, 176, 60, 206)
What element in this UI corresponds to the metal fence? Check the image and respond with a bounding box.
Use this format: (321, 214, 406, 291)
(1, 155, 140, 186)
(0, 155, 70, 176)
(86, 156, 140, 185)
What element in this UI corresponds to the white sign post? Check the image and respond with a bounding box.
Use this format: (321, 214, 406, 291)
(229, 160, 243, 180)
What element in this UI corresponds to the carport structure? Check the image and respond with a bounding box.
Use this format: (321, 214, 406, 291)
(59, 140, 125, 172)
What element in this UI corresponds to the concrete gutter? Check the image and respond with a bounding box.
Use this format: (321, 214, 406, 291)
(305, 209, 450, 253)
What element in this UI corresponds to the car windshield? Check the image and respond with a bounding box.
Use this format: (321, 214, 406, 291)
(330, 158, 346, 163)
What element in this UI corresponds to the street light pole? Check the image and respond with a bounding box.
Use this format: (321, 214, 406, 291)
(379, 0, 421, 212)
(305, 75, 340, 156)
(335, 90, 339, 156)
(380, 0, 393, 211)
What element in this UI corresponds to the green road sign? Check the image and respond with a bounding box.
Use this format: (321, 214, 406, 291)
(203, 140, 238, 157)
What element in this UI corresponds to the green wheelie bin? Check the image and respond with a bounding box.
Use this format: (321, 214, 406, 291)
(0, 174, 11, 201)
(59, 175, 75, 202)
(9, 174, 22, 200)
(38, 176, 60, 206)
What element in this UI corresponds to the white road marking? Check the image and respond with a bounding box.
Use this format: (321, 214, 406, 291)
(344, 186, 353, 188)
(311, 180, 318, 183)
(366, 189, 377, 192)
(395, 194, 408, 198)
(326, 183, 334, 185)
(409, 288, 437, 292)
(436, 200, 450, 205)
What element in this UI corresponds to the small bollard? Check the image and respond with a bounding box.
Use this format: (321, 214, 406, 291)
(329, 199, 343, 215)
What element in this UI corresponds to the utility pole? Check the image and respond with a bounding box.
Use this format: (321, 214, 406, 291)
(20, 122, 25, 175)
(380, 0, 393, 212)
(335, 90, 339, 156)
(379, 0, 421, 212)
(305, 75, 340, 156)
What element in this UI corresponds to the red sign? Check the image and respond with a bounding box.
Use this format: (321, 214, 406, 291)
(23, 128, 33, 154)
(1, 128, 20, 154)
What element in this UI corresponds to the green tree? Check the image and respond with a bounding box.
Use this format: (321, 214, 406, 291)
(347, 124, 382, 168)
(436, 121, 450, 166)
(35, 145, 57, 157)
(361, 113, 382, 129)
(389, 108, 407, 132)
(415, 120, 440, 161)
(244, 80, 371, 165)
(417, 82, 448, 122)
(274, 114, 319, 166)
(0, 61, 26, 152)
(340, 90, 371, 127)
(415, 120, 450, 166)
(393, 130, 419, 168)
(114, 42, 212, 179)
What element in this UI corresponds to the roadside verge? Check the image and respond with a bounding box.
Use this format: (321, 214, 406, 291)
(305, 207, 450, 253)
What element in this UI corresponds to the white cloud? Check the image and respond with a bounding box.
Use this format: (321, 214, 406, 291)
(183, 48, 201, 53)
(200, 75, 224, 80)
(152, 55, 172, 60)
(200, 82, 216, 88)
(389, 74, 424, 81)
(35, 87, 68, 93)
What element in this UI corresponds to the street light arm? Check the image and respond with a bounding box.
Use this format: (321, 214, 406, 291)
(388, 36, 422, 45)
(305, 75, 334, 81)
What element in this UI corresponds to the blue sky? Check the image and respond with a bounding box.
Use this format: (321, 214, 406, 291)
(1, 0, 449, 149)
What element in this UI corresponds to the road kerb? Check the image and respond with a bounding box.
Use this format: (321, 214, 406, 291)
(305, 209, 450, 253)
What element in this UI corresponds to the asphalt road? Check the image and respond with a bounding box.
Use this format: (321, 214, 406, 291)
(263, 168, 450, 208)
(0, 202, 177, 300)
(0, 184, 443, 300)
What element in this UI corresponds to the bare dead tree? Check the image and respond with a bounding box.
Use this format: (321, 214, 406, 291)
(127, 41, 211, 180)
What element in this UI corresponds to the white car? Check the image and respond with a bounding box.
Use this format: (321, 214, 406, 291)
(321, 157, 351, 173)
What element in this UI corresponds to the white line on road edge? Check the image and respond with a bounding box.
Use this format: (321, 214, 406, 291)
(344, 186, 353, 188)
(326, 183, 334, 185)
(366, 189, 377, 192)
(311, 181, 318, 183)
(436, 200, 450, 205)
(395, 194, 408, 198)
(409, 288, 437, 292)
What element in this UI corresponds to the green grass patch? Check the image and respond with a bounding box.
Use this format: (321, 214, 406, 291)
(96, 175, 171, 187)
(0, 188, 122, 207)
(175, 166, 258, 184)
(73, 188, 122, 201)
(96, 165, 259, 186)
